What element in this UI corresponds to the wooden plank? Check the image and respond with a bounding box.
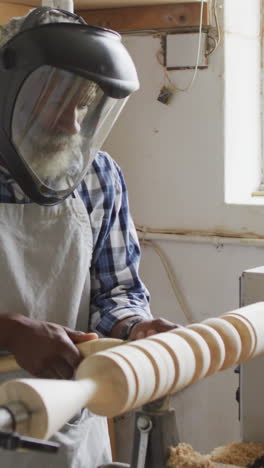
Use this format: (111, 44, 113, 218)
(75, 0, 208, 8)
(1, 0, 207, 8)
(78, 3, 209, 32)
(0, 2, 209, 32)
(0, 2, 31, 23)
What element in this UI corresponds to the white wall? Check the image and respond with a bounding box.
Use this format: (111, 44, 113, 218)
(105, 0, 264, 458)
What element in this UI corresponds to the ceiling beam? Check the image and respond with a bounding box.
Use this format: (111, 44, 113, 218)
(77, 3, 209, 33)
(0, 2, 31, 23)
(0, 2, 209, 33)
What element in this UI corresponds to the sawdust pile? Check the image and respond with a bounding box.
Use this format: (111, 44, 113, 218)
(167, 443, 214, 468)
(210, 442, 264, 466)
(168, 442, 264, 468)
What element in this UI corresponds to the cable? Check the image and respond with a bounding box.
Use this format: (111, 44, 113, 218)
(137, 223, 264, 324)
(206, 0, 221, 56)
(173, 0, 205, 92)
(157, 0, 221, 94)
(157, 0, 205, 94)
(140, 239, 193, 324)
(213, 0, 221, 49)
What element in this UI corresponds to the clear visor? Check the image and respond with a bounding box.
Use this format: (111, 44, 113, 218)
(11, 66, 127, 199)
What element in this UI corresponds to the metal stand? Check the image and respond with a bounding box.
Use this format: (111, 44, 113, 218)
(98, 395, 180, 468)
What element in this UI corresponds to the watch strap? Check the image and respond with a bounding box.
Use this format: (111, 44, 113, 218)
(119, 317, 143, 341)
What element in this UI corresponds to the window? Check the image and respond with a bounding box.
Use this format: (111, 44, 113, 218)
(224, 0, 262, 205)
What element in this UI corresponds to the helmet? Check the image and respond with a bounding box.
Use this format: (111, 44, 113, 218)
(0, 7, 139, 205)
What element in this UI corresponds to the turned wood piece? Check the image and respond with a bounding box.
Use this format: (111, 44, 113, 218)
(0, 303, 264, 440)
(170, 327, 211, 382)
(77, 350, 139, 416)
(0, 349, 139, 438)
(149, 332, 196, 391)
(220, 314, 256, 361)
(125, 339, 176, 400)
(0, 338, 124, 375)
(187, 323, 225, 376)
(0, 378, 94, 439)
(221, 303, 264, 358)
(0, 355, 20, 374)
(77, 338, 124, 357)
(202, 318, 242, 369)
(108, 344, 157, 407)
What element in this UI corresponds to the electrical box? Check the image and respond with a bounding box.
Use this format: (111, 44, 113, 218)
(166, 32, 208, 69)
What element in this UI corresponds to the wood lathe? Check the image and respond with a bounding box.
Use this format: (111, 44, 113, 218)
(0, 302, 263, 467)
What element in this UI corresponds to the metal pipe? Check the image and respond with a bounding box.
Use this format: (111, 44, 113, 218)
(137, 231, 264, 248)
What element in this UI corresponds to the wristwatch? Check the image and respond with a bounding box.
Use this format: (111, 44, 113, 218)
(119, 317, 143, 341)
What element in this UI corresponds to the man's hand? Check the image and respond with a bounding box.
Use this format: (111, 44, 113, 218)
(129, 318, 180, 340)
(111, 316, 180, 341)
(3, 314, 95, 379)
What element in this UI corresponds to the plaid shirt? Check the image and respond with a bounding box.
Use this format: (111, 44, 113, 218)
(0, 151, 151, 335)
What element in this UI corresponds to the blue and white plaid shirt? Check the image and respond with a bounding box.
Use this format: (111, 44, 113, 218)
(0, 151, 151, 336)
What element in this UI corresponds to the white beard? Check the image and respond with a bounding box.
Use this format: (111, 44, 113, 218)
(20, 130, 84, 189)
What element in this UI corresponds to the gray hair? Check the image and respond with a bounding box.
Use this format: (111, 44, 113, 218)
(0, 15, 26, 47)
(0, 8, 85, 47)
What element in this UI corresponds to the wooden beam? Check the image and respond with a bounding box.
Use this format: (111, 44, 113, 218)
(0, 2, 209, 32)
(0, 2, 31, 23)
(1, 0, 208, 7)
(77, 3, 209, 33)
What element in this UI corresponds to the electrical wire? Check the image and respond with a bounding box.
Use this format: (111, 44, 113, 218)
(206, 0, 221, 56)
(172, 0, 205, 92)
(141, 239, 193, 324)
(158, 0, 205, 94)
(137, 222, 264, 324)
(157, 0, 221, 93)
(213, 0, 221, 49)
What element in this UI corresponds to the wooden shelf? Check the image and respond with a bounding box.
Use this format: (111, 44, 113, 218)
(1, 1, 209, 32)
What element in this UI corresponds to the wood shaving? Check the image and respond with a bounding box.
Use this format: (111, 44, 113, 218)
(210, 442, 264, 467)
(168, 442, 264, 468)
(167, 443, 215, 468)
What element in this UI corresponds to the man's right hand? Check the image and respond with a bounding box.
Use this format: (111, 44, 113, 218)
(1, 314, 87, 379)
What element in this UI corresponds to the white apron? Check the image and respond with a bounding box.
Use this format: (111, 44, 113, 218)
(0, 196, 112, 468)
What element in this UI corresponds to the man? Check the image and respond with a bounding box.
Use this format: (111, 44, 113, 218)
(0, 7, 177, 468)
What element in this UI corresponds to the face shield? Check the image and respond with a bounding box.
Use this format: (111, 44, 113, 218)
(12, 66, 127, 199)
(0, 10, 139, 205)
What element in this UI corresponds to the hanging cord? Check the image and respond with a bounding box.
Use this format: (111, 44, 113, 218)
(206, 0, 221, 56)
(140, 239, 193, 324)
(158, 0, 221, 94)
(157, 0, 205, 94)
(175, 0, 204, 92)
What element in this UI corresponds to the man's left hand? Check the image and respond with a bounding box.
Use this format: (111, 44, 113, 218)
(129, 318, 179, 340)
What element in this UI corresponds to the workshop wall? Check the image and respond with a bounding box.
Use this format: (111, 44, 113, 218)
(105, 0, 264, 459)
